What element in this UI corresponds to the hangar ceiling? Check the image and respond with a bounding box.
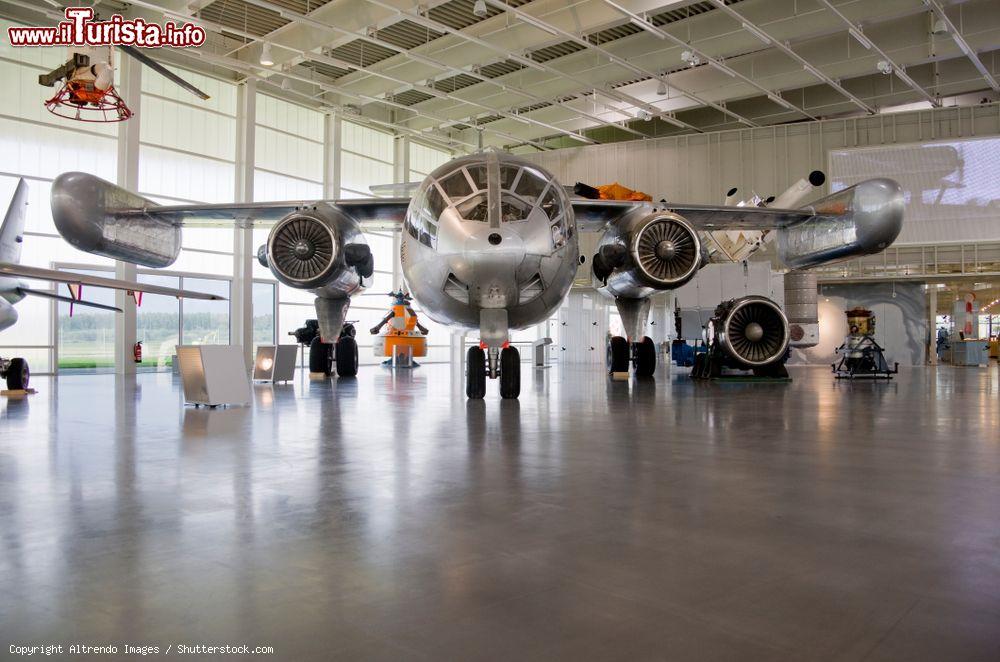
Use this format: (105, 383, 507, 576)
(2, 0, 999, 151)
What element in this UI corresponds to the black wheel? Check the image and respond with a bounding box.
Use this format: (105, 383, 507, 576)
(499, 346, 520, 399)
(691, 352, 705, 379)
(634, 336, 656, 377)
(607, 336, 630, 373)
(5, 358, 28, 390)
(309, 336, 333, 374)
(335, 336, 359, 377)
(466, 346, 486, 399)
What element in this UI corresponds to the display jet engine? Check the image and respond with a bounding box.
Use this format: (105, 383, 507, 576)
(49, 152, 902, 399)
(590, 172, 903, 376)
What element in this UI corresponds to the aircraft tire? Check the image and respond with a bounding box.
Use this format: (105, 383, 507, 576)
(499, 346, 520, 399)
(309, 337, 332, 375)
(5, 358, 28, 390)
(335, 336, 359, 377)
(634, 337, 656, 377)
(467, 346, 486, 399)
(607, 336, 630, 373)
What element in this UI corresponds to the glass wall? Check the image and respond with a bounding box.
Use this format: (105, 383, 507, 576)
(0, 19, 119, 373)
(252, 94, 324, 352)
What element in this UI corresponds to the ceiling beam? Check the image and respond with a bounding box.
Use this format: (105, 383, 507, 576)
(705, 0, 876, 114)
(923, 0, 1000, 92)
(815, 0, 940, 107)
(482, 0, 759, 127)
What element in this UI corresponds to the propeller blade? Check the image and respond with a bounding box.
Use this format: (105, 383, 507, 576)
(117, 45, 210, 100)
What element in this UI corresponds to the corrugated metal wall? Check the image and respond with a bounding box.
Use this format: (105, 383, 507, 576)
(524, 102, 1000, 244)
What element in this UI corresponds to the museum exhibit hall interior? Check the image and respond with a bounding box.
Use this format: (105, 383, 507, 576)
(1, 0, 999, 659)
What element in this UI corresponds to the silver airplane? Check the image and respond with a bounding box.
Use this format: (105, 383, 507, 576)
(0, 179, 226, 390)
(48, 150, 903, 399)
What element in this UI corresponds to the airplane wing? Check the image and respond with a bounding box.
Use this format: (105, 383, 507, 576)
(17, 287, 123, 312)
(572, 200, 825, 232)
(114, 199, 412, 231)
(0, 263, 226, 300)
(52, 170, 409, 231)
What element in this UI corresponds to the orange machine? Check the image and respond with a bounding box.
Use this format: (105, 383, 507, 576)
(371, 291, 428, 365)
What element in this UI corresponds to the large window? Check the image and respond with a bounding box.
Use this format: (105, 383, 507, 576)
(252, 94, 325, 352)
(340, 120, 393, 199)
(0, 19, 118, 373)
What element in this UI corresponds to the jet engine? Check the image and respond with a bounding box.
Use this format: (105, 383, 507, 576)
(693, 296, 791, 379)
(593, 211, 702, 298)
(257, 205, 373, 373)
(262, 206, 373, 295)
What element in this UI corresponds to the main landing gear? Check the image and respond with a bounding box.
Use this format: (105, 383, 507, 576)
(466, 344, 520, 399)
(607, 336, 656, 377)
(1, 356, 29, 390)
(308, 322, 359, 378)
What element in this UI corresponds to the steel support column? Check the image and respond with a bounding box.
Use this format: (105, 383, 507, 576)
(114, 55, 141, 376)
(232, 79, 256, 369)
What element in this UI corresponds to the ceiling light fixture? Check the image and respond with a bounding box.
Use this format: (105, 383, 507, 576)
(681, 50, 701, 67)
(877, 59, 893, 75)
(473, 0, 487, 18)
(656, 79, 667, 95)
(260, 42, 274, 66)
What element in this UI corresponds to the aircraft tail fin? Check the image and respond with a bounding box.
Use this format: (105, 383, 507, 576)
(0, 179, 28, 265)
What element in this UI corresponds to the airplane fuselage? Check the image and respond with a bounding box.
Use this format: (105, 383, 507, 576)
(399, 152, 578, 344)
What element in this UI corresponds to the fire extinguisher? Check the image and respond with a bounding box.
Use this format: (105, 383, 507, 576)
(133, 341, 142, 363)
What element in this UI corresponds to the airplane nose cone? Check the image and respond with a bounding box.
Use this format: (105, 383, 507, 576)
(654, 240, 676, 261)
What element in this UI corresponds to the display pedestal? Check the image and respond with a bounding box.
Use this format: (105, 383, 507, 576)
(252, 345, 298, 383)
(176, 345, 252, 407)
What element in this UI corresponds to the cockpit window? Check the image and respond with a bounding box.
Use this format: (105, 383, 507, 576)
(500, 194, 533, 224)
(439, 170, 472, 199)
(425, 184, 447, 219)
(456, 193, 489, 222)
(539, 185, 561, 220)
(466, 165, 488, 191)
(514, 168, 546, 201)
(499, 164, 520, 191)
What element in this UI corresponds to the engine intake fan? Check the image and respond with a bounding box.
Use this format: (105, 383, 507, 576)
(632, 215, 700, 287)
(712, 296, 790, 367)
(267, 212, 338, 289)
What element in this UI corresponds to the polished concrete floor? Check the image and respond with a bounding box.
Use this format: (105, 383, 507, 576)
(2, 362, 999, 661)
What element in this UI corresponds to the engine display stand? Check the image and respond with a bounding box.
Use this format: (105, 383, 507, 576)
(690, 352, 791, 382)
(832, 336, 898, 379)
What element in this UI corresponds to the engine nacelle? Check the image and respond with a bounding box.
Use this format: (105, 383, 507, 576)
(264, 204, 372, 298)
(706, 296, 790, 368)
(593, 211, 702, 298)
(51, 172, 181, 268)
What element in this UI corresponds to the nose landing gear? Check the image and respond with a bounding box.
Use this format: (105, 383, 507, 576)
(466, 344, 521, 399)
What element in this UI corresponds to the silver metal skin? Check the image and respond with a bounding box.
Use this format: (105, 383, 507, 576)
(777, 178, 904, 270)
(400, 152, 579, 352)
(51, 172, 181, 268)
(716, 296, 791, 367)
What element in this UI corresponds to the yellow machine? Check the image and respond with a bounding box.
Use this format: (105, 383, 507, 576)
(371, 291, 428, 365)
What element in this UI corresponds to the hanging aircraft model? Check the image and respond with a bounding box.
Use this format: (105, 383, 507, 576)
(47, 150, 903, 399)
(0, 179, 225, 390)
